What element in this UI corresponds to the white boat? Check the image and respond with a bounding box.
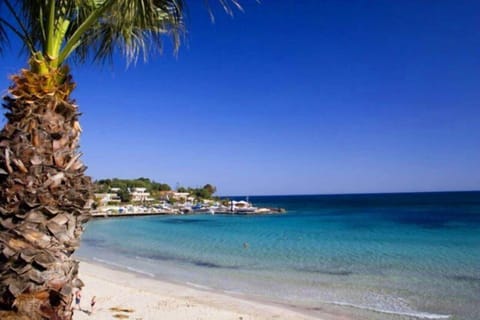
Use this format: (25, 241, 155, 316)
(234, 207, 258, 214)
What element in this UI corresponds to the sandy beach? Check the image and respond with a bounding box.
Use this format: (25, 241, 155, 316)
(72, 261, 339, 320)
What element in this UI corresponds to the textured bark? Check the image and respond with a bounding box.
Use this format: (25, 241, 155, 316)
(0, 68, 92, 319)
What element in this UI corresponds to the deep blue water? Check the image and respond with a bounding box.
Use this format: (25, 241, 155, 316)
(77, 192, 480, 319)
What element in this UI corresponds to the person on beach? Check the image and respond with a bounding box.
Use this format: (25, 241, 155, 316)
(90, 296, 96, 314)
(74, 288, 82, 310)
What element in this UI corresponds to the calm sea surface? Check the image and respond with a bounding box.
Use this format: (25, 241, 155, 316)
(76, 192, 480, 319)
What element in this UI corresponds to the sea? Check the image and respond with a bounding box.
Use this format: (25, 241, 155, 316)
(76, 192, 480, 320)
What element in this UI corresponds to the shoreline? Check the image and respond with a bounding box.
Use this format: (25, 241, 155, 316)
(73, 259, 351, 320)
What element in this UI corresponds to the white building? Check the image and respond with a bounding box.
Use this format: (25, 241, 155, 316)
(130, 187, 155, 202)
(172, 192, 195, 203)
(94, 193, 121, 205)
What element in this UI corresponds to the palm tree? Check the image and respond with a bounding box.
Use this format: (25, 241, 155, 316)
(0, 1, 240, 319)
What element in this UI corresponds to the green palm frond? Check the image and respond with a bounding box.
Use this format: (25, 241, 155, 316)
(204, 0, 243, 22)
(69, 0, 185, 65)
(0, 0, 242, 66)
(0, 14, 7, 54)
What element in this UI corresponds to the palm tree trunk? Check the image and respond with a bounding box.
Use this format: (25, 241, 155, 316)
(0, 67, 92, 320)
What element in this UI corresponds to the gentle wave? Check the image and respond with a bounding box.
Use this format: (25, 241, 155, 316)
(327, 300, 450, 319)
(223, 289, 245, 296)
(186, 282, 212, 290)
(126, 266, 155, 277)
(92, 257, 155, 277)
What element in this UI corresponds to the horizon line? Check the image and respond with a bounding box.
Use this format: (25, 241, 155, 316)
(220, 189, 480, 198)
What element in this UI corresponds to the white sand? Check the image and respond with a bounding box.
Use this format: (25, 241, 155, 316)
(72, 261, 338, 320)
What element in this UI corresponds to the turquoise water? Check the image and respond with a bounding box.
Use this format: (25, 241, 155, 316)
(76, 192, 480, 319)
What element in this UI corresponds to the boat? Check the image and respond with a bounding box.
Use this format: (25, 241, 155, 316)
(234, 207, 258, 214)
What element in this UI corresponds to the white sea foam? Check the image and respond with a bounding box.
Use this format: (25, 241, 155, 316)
(186, 282, 212, 290)
(223, 290, 245, 296)
(126, 266, 155, 277)
(327, 300, 450, 319)
(92, 257, 124, 268)
(92, 257, 154, 277)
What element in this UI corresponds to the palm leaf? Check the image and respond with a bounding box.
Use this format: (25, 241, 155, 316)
(70, 0, 185, 65)
(0, 0, 242, 65)
(0, 20, 8, 54)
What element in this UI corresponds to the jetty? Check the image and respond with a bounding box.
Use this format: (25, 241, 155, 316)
(91, 203, 285, 219)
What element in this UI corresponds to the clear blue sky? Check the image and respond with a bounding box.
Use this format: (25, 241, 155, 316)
(1, 1, 479, 195)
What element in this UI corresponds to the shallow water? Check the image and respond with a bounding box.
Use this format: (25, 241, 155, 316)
(77, 192, 480, 319)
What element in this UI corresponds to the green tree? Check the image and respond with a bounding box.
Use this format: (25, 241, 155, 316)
(117, 188, 132, 203)
(0, 1, 240, 318)
(203, 184, 217, 196)
(157, 183, 172, 191)
(94, 183, 110, 193)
